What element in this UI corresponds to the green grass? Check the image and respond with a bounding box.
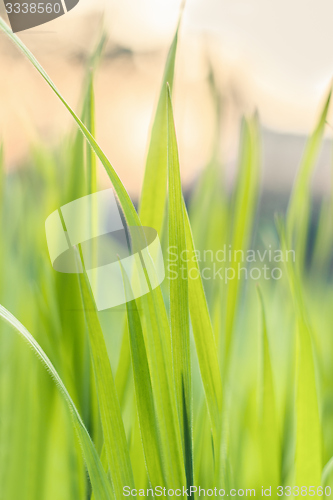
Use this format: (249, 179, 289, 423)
(1, 12, 333, 500)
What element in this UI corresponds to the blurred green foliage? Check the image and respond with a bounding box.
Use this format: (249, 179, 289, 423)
(1, 12, 333, 500)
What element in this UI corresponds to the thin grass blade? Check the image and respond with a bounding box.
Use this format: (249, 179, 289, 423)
(0, 304, 113, 500)
(115, 323, 132, 408)
(139, 23, 180, 235)
(287, 87, 331, 269)
(120, 261, 165, 487)
(75, 249, 135, 498)
(166, 85, 193, 488)
(256, 286, 280, 489)
(85, 73, 97, 196)
(279, 222, 322, 490)
(0, 18, 139, 228)
(224, 116, 261, 366)
(184, 206, 223, 462)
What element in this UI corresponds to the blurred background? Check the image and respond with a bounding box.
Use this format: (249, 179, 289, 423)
(1, 0, 333, 199)
(1, 5, 333, 497)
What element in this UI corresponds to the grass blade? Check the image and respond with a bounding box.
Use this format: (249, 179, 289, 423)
(256, 286, 280, 489)
(67, 32, 106, 203)
(0, 17, 139, 229)
(135, 291, 186, 488)
(0, 304, 112, 500)
(115, 323, 132, 408)
(118, 22, 181, 425)
(85, 73, 98, 196)
(120, 262, 165, 487)
(184, 206, 223, 466)
(224, 116, 261, 366)
(75, 250, 135, 498)
(287, 87, 331, 269)
(279, 222, 322, 489)
(139, 22, 180, 235)
(166, 85, 193, 488)
(129, 404, 148, 490)
(295, 314, 322, 488)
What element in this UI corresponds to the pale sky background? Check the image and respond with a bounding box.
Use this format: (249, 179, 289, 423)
(4, 0, 332, 128)
(1, 0, 333, 195)
(98, 0, 333, 126)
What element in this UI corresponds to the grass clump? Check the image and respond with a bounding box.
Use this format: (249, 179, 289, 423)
(0, 12, 333, 500)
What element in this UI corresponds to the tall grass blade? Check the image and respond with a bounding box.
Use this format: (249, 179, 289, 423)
(256, 286, 280, 489)
(0, 304, 112, 500)
(120, 262, 165, 487)
(67, 32, 106, 202)
(224, 116, 261, 365)
(0, 18, 139, 228)
(279, 223, 322, 489)
(139, 23, 179, 234)
(127, 27, 182, 467)
(136, 289, 186, 488)
(76, 251, 135, 498)
(287, 87, 331, 269)
(86, 73, 97, 196)
(166, 85, 193, 488)
(115, 323, 132, 408)
(295, 314, 322, 489)
(184, 206, 223, 465)
(129, 405, 148, 490)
